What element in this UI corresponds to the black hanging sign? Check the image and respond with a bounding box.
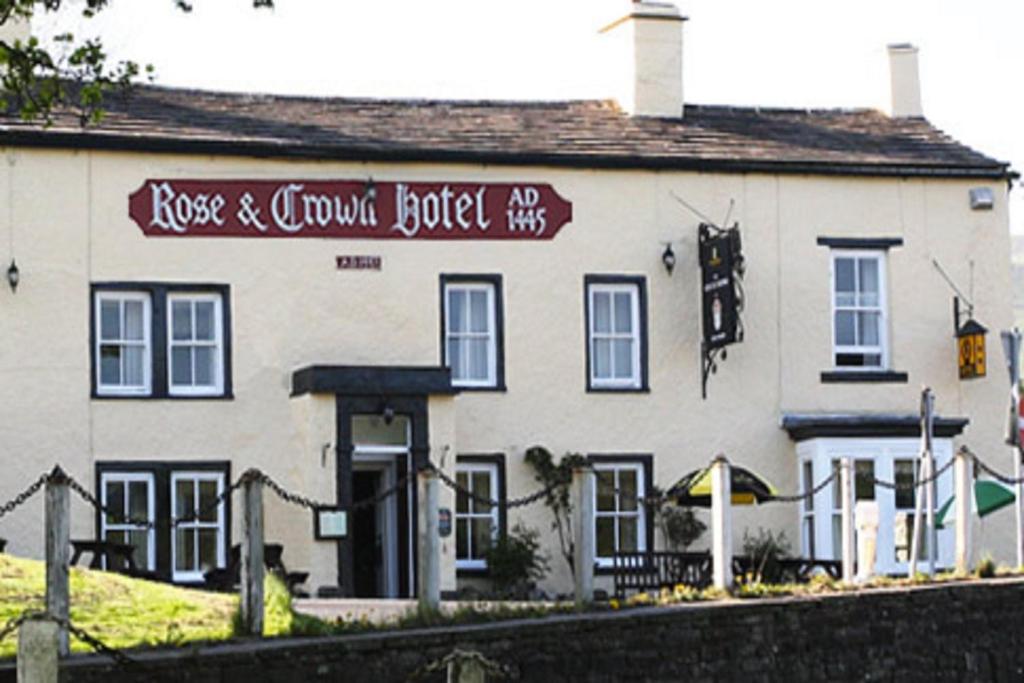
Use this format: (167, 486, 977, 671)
(699, 222, 745, 398)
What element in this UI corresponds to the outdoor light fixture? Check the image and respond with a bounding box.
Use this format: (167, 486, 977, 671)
(378, 398, 395, 425)
(6, 259, 18, 293)
(662, 243, 676, 275)
(364, 178, 377, 202)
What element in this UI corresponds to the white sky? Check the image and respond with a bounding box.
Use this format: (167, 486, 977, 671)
(36, 0, 1024, 233)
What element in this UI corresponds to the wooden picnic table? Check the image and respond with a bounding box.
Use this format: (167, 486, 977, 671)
(70, 539, 138, 572)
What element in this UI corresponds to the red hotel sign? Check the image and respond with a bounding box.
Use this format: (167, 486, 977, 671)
(128, 179, 572, 240)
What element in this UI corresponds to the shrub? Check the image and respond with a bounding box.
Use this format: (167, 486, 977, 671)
(976, 554, 996, 579)
(485, 523, 550, 599)
(741, 528, 792, 584)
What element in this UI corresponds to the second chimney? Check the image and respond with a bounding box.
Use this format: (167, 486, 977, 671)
(601, 2, 686, 118)
(887, 44, 923, 118)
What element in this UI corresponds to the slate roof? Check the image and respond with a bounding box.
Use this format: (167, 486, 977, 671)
(0, 85, 1011, 178)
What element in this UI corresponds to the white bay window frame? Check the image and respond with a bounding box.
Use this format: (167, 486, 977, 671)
(830, 250, 889, 371)
(798, 437, 953, 575)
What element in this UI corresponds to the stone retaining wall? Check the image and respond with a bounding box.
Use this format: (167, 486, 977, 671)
(3, 579, 1024, 682)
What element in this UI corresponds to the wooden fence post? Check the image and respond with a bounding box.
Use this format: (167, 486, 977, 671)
(418, 467, 441, 612)
(240, 472, 264, 636)
(44, 467, 69, 656)
(840, 457, 855, 583)
(710, 455, 732, 590)
(572, 466, 595, 606)
(17, 616, 59, 683)
(954, 448, 973, 574)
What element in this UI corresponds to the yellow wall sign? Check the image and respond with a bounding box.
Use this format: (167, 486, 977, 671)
(957, 320, 987, 380)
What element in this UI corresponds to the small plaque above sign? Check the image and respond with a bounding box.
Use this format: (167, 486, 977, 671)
(314, 508, 348, 540)
(128, 179, 573, 240)
(438, 508, 452, 538)
(336, 255, 381, 271)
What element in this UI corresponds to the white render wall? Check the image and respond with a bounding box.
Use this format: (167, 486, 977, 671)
(0, 147, 1013, 594)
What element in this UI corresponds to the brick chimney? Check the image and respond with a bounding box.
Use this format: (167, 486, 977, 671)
(600, 1, 686, 118)
(887, 43, 923, 118)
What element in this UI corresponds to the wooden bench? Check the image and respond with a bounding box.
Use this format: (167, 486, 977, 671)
(204, 543, 309, 596)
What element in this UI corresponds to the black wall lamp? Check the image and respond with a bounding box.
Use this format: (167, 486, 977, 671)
(661, 243, 676, 275)
(364, 178, 377, 202)
(6, 259, 18, 293)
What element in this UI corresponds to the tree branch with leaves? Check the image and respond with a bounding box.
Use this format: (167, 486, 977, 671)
(0, 0, 273, 124)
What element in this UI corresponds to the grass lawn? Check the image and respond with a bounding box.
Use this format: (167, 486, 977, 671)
(0, 553, 302, 658)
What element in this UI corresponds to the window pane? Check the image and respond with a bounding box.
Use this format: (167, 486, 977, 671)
(128, 529, 150, 569)
(858, 258, 879, 299)
(802, 462, 815, 513)
(858, 311, 879, 346)
(613, 339, 633, 379)
(124, 345, 144, 386)
(613, 292, 632, 334)
(860, 353, 882, 368)
(593, 339, 612, 379)
(831, 514, 842, 561)
(468, 339, 488, 381)
(592, 291, 611, 334)
(596, 517, 615, 557)
(835, 311, 856, 346)
(618, 517, 639, 552)
(198, 480, 218, 522)
(456, 473, 469, 514)
(831, 460, 841, 509)
(195, 301, 215, 341)
(175, 480, 194, 519)
(456, 519, 468, 560)
(100, 301, 120, 340)
(469, 290, 489, 334)
(194, 347, 215, 386)
(835, 258, 855, 295)
(619, 470, 638, 512)
(171, 346, 192, 385)
(448, 290, 466, 333)
(198, 529, 218, 571)
(855, 461, 875, 501)
(803, 517, 815, 559)
(100, 346, 121, 385)
(351, 415, 410, 447)
(176, 528, 195, 571)
(124, 301, 145, 341)
(447, 338, 464, 380)
(105, 481, 125, 524)
(471, 471, 492, 514)
(128, 482, 148, 520)
(894, 460, 916, 509)
(172, 301, 192, 341)
(596, 474, 615, 512)
(471, 518, 493, 560)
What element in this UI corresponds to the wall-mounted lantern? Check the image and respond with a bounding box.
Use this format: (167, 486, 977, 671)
(957, 318, 987, 380)
(661, 243, 676, 275)
(6, 259, 18, 293)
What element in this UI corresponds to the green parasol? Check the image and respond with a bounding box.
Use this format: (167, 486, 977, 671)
(935, 479, 1016, 528)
